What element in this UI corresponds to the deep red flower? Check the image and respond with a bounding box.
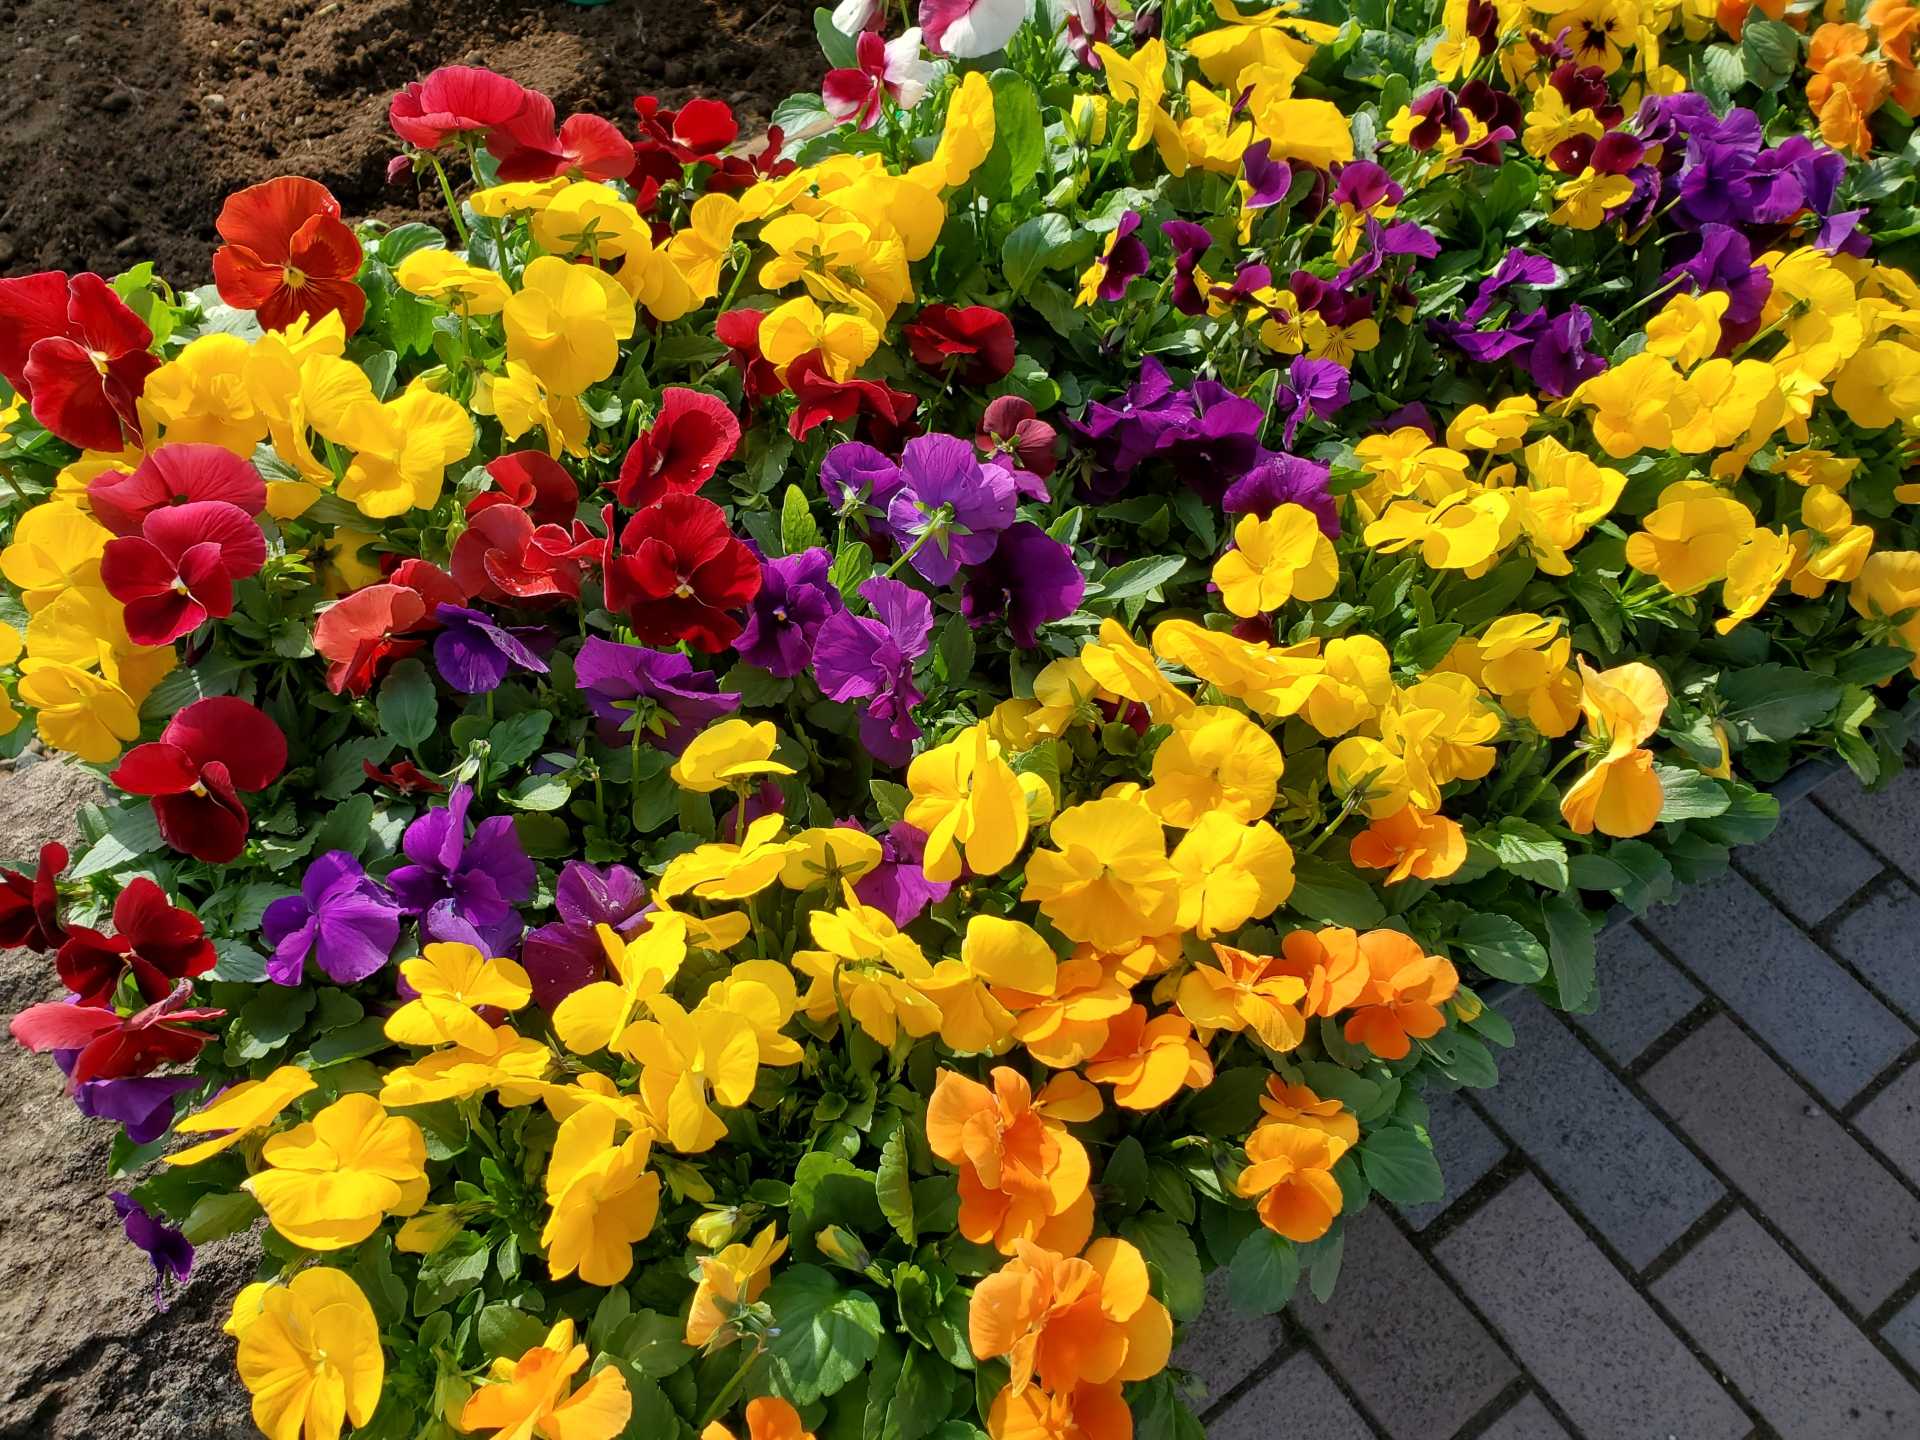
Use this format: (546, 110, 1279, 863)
(0, 842, 68, 952)
(703, 126, 798, 196)
(389, 65, 534, 150)
(363, 758, 447, 796)
(786, 350, 920, 449)
(109, 697, 289, 864)
(614, 388, 741, 508)
(55, 877, 216, 1008)
(311, 559, 464, 696)
(976, 395, 1059, 480)
(634, 96, 739, 164)
(0, 270, 158, 451)
(903, 304, 1017, 386)
(451, 504, 598, 603)
(487, 93, 634, 182)
(601, 495, 760, 653)
(716, 309, 784, 404)
(11, 980, 225, 1085)
(87, 444, 267, 537)
(99, 501, 267, 646)
(212, 177, 367, 335)
(470, 451, 579, 529)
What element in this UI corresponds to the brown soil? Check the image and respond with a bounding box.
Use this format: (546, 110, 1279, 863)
(0, 0, 822, 283)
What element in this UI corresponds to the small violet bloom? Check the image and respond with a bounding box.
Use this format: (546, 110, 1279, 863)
(813, 576, 934, 766)
(818, 441, 904, 537)
(854, 821, 952, 926)
(736, 547, 843, 678)
(521, 861, 651, 1012)
(884, 433, 1017, 586)
(1222, 454, 1340, 538)
(72, 1073, 202, 1145)
(431, 604, 550, 694)
(388, 784, 535, 956)
(111, 1192, 193, 1310)
(962, 521, 1086, 648)
(574, 635, 740, 752)
(262, 850, 403, 986)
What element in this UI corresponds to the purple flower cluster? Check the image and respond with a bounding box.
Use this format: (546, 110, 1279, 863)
(388, 784, 535, 955)
(814, 576, 935, 766)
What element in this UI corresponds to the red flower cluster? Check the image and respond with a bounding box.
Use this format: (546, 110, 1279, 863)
(387, 66, 632, 183)
(87, 444, 267, 536)
(601, 494, 759, 653)
(787, 351, 920, 448)
(716, 310, 785, 406)
(0, 270, 158, 451)
(212, 177, 366, 334)
(55, 878, 215, 1008)
(470, 452, 579, 529)
(0, 842, 68, 952)
(109, 697, 289, 864)
(313, 558, 463, 694)
(632, 95, 794, 202)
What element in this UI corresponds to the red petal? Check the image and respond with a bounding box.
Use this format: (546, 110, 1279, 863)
(91, 444, 267, 534)
(153, 784, 251, 865)
(142, 500, 266, 579)
(287, 212, 363, 282)
(160, 697, 288, 792)
(0, 270, 74, 392)
(176, 543, 236, 621)
(9, 1000, 121, 1054)
(23, 337, 130, 451)
(557, 113, 636, 181)
(109, 742, 199, 797)
(211, 244, 288, 312)
(673, 98, 739, 154)
(483, 452, 579, 527)
(65, 272, 152, 360)
(215, 176, 341, 262)
(99, 535, 177, 603)
(121, 590, 206, 647)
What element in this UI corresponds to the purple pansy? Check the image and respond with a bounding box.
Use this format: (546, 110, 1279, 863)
(813, 576, 933, 766)
(1222, 454, 1340, 537)
(388, 784, 535, 956)
(574, 636, 740, 752)
(854, 821, 951, 926)
(1666, 223, 1773, 334)
(261, 850, 402, 986)
(884, 433, 1018, 586)
(72, 1074, 202, 1145)
(962, 521, 1087, 649)
(1241, 139, 1292, 211)
(819, 442, 904, 537)
(1091, 211, 1151, 302)
(737, 547, 842, 678)
(1463, 249, 1564, 325)
(431, 604, 551, 694)
(521, 861, 651, 1012)
(1161, 220, 1214, 316)
(111, 1192, 193, 1310)
(1276, 358, 1350, 447)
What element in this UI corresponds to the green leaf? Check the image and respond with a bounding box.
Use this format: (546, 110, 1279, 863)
(488, 711, 552, 770)
(935, 613, 976, 684)
(1653, 765, 1730, 822)
(71, 805, 161, 880)
(831, 538, 874, 595)
(1359, 1125, 1444, 1206)
(1572, 838, 1674, 912)
(309, 793, 376, 860)
(1101, 1137, 1149, 1212)
(316, 736, 395, 800)
(1004, 214, 1074, 294)
(883, 1344, 956, 1440)
(763, 1264, 885, 1405)
(607, 1309, 696, 1377)
(509, 773, 573, 811)
(478, 1303, 548, 1361)
(813, 6, 859, 67)
(182, 1190, 261, 1245)
(376, 658, 437, 748)
(782, 483, 823, 555)
(1183, 1067, 1270, 1136)
(1543, 893, 1597, 1013)
(412, 1231, 491, 1316)
(870, 780, 912, 825)
(977, 71, 1046, 199)
(1453, 911, 1549, 984)
(1288, 854, 1387, 927)
(1227, 1228, 1299, 1315)
(1093, 554, 1187, 606)
(790, 1152, 884, 1261)
(876, 1129, 916, 1246)
(1716, 665, 1841, 743)
(1121, 1211, 1206, 1321)
(1740, 18, 1799, 90)
(1482, 818, 1570, 890)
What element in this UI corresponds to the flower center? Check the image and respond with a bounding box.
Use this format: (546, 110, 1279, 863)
(283, 265, 309, 290)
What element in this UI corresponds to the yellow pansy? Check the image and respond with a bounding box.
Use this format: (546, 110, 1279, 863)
(702, 960, 805, 1067)
(245, 1093, 428, 1250)
(1849, 551, 1920, 672)
(920, 915, 1059, 1055)
(904, 722, 1029, 884)
(666, 193, 745, 302)
(1082, 617, 1194, 720)
(15, 662, 141, 762)
(621, 994, 758, 1153)
(543, 1107, 661, 1285)
(657, 815, 799, 902)
(790, 894, 942, 1046)
(1716, 527, 1794, 634)
(1214, 504, 1340, 616)
(167, 1065, 316, 1167)
(1094, 39, 1189, 177)
(384, 943, 533, 1053)
(1445, 397, 1538, 453)
(686, 1223, 788, 1348)
(460, 1318, 632, 1440)
(1550, 167, 1634, 229)
(1023, 796, 1181, 952)
(529, 180, 650, 259)
(1561, 658, 1669, 838)
(778, 827, 883, 891)
(1645, 290, 1730, 369)
(1789, 486, 1874, 597)
(757, 295, 880, 381)
(1, 502, 110, 611)
(233, 1268, 383, 1440)
(333, 381, 474, 518)
(1625, 481, 1758, 596)
(1170, 812, 1296, 938)
(503, 254, 638, 396)
(553, 913, 688, 1057)
(908, 71, 996, 191)
(393, 247, 512, 314)
(1145, 705, 1284, 827)
(670, 719, 795, 792)
(473, 359, 590, 458)
(140, 332, 269, 455)
(379, 1027, 552, 1108)
(758, 213, 909, 325)
(1574, 351, 1686, 458)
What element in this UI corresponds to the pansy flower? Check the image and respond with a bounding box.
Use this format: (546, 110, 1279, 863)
(389, 65, 532, 150)
(883, 433, 1018, 585)
(1076, 210, 1150, 305)
(976, 395, 1057, 481)
(55, 877, 216, 1007)
(602, 494, 761, 653)
(388, 784, 536, 955)
(110, 1192, 194, 1310)
(614, 388, 742, 508)
(961, 522, 1086, 649)
(574, 635, 741, 751)
(87, 443, 268, 537)
(0, 270, 158, 451)
(813, 576, 934, 765)
(72, 1073, 203, 1146)
(451, 503, 598, 602)
(312, 560, 464, 695)
(470, 451, 580, 529)
(262, 851, 403, 987)
(0, 841, 67, 952)
(901, 303, 1016, 385)
(212, 176, 366, 334)
(431, 604, 552, 694)
(823, 28, 935, 130)
(486, 92, 635, 182)
(99, 500, 267, 646)
(737, 547, 842, 678)
(11, 980, 225, 1084)
(716, 309, 784, 404)
(522, 861, 652, 1012)
(109, 697, 289, 864)
(785, 351, 920, 447)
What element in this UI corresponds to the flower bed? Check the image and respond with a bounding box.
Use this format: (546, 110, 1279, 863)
(2, 1, 1918, 1437)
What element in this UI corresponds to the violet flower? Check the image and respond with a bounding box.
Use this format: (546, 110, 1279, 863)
(813, 576, 933, 766)
(1463, 249, 1564, 325)
(574, 636, 740, 751)
(432, 604, 550, 694)
(1276, 358, 1350, 448)
(521, 861, 650, 1012)
(1223, 454, 1340, 538)
(1241, 139, 1292, 211)
(1090, 211, 1151, 302)
(72, 1074, 202, 1145)
(388, 784, 535, 955)
(1666, 224, 1773, 334)
(884, 433, 1017, 586)
(262, 850, 402, 986)
(1158, 380, 1268, 504)
(1069, 356, 1188, 485)
(819, 441, 903, 537)
(111, 1192, 192, 1310)
(855, 821, 951, 926)
(962, 522, 1087, 648)
(737, 547, 842, 678)
(1161, 220, 1214, 315)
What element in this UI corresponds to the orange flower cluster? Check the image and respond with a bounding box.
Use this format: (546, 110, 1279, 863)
(1235, 1078, 1361, 1242)
(1807, 5, 1920, 154)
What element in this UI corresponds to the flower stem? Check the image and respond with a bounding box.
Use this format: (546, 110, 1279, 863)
(427, 154, 470, 247)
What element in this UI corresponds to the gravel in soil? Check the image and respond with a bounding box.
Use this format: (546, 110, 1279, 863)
(0, 0, 821, 283)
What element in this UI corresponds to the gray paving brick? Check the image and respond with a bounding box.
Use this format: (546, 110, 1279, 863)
(1572, 923, 1703, 1065)
(1856, 1060, 1920, 1188)
(1480, 1393, 1573, 1440)
(1292, 1207, 1514, 1440)
(1472, 991, 1722, 1269)
(1174, 1266, 1288, 1405)
(1644, 1015, 1920, 1314)
(1736, 797, 1882, 924)
(1653, 1209, 1920, 1440)
(1207, 1349, 1374, 1440)
(1882, 1292, 1920, 1373)
(1643, 870, 1913, 1104)
(1819, 767, 1920, 885)
(1829, 880, 1920, 1024)
(1398, 1087, 1508, 1230)
(1434, 1173, 1747, 1440)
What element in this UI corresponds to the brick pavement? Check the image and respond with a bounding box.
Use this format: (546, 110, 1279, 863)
(1182, 770, 1920, 1438)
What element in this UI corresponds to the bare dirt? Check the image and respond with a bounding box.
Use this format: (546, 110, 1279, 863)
(0, 0, 822, 283)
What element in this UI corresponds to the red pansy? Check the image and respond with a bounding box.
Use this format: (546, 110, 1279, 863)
(0, 270, 158, 452)
(902, 304, 1017, 386)
(87, 443, 267, 537)
(451, 505, 598, 603)
(614, 388, 741, 508)
(99, 501, 268, 646)
(389, 65, 533, 150)
(601, 495, 760, 653)
(786, 350, 920, 449)
(10, 980, 225, 1085)
(487, 93, 635, 182)
(54, 877, 216, 1008)
(109, 697, 288, 865)
(363, 759, 447, 796)
(703, 126, 797, 197)
(212, 177, 367, 335)
(715, 309, 784, 404)
(312, 561, 462, 695)
(632, 96, 740, 192)
(470, 452, 579, 529)
(976, 395, 1059, 480)
(0, 842, 68, 952)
